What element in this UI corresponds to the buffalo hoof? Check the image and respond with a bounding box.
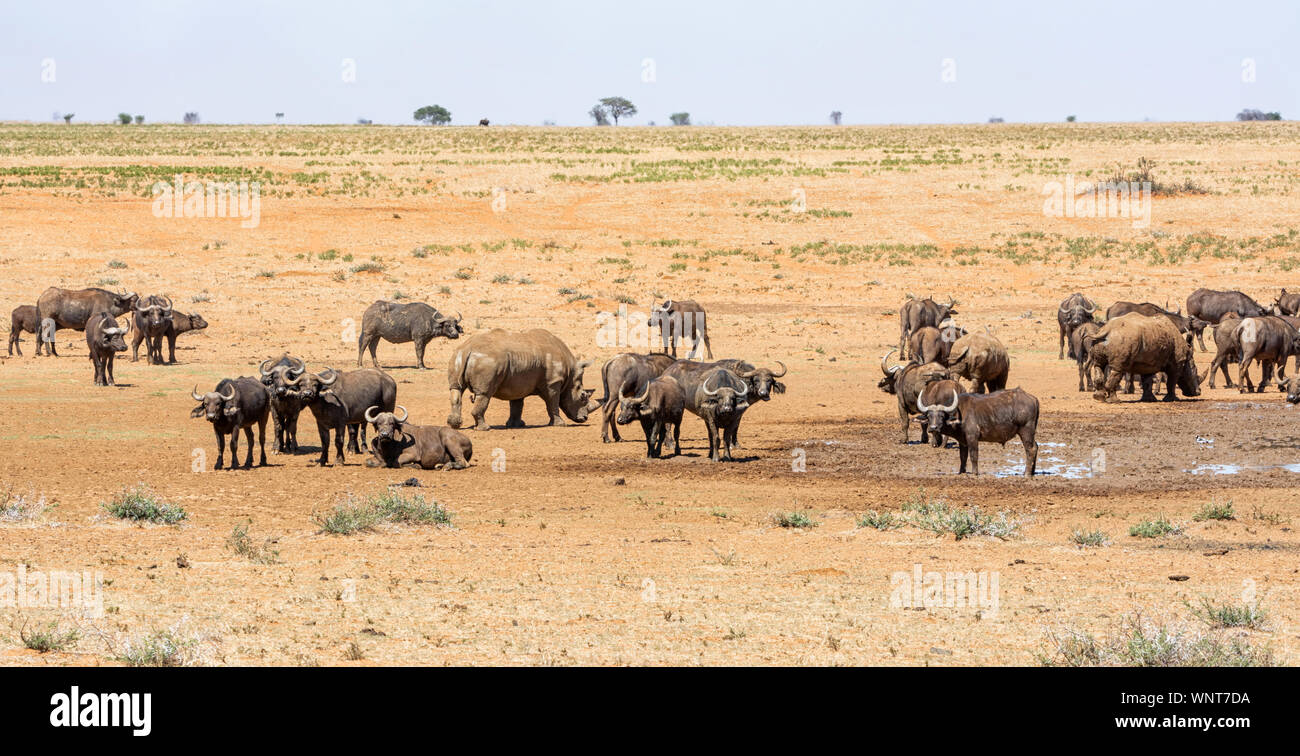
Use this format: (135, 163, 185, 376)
(214, 462, 224, 470)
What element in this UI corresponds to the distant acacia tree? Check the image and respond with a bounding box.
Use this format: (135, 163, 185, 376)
(414, 105, 451, 125)
(988, 116, 1005, 123)
(669, 112, 690, 126)
(134, 115, 144, 125)
(183, 112, 200, 124)
(588, 105, 610, 126)
(1237, 108, 1282, 121)
(1066, 115, 1077, 122)
(117, 113, 132, 125)
(597, 97, 637, 125)
(62, 113, 74, 124)
(357, 118, 373, 125)
(829, 110, 842, 125)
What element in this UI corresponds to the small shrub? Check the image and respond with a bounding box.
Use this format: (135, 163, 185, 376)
(117, 625, 206, 667)
(226, 520, 280, 564)
(106, 259, 127, 269)
(1069, 528, 1110, 548)
(1193, 499, 1235, 522)
(1038, 612, 1274, 667)
(0, 489, 47, 522)
(771, 511, 818, 529)
(1129, 515, 1182, 538)
(312, 491, 451, 535)
(102, 485, 187, 524)
(21, 621, 79, 653)
(857, 510, 902, 530)
(350, 261, 386, 273)
(1188, 598, 1267, 630)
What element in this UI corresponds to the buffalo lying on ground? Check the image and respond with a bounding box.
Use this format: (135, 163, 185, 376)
(130, 295, 173, 364)
(358, 300, 463, 369)
(259, 354, 307, 453)
(289, 367, 397, 465)
(190, 377, 269, 469)
(650, 298, 713, 359)
(365, 405, 473, 470)
(615, 374, 686, 458)
(1057, 293, 1098, 359)
(1186, 288, 1266, 350)
(35, 287, 138, 356)
(1087, 313, 1200, 402)
(597, 352, 676, 443)
(899, 296, 957, 358)
(1232, 316, 1300, 392)
(85, 312, 129, 386)
(918, 387, 1040, 476)
(447, 329, 596, 431)
(1277, 373, 1300, 404)
(1071, 321, 1102, 391)
(666, 365, 749, 461)
(878, 350, 955, 444)
(8, 305, 36, 356)
(946, 331, 1009, 393)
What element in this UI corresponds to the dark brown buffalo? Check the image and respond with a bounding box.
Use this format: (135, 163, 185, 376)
(1232, 316, 1300, 392)
(710, 358, 787, 448)
(8, 305, 36, 356)
(662, 364, 749, 461)
(899, 296, 957, 358)
(946, 331, 1009, 393)
(158, 310, 207, 363)
(447, 329, 596, 431)
(1186, 288, 1266, 350)
(1071, 321, 1102, 391)
(1107, 301, 1208, 346)
(1270, 289, 1300, 317)
(878, 349, 955, 444)
(189, 377, 270, 469)
(1057, 293, 1098, 359)
(597, 352, 676, 443)
(918, 387, 1039, 476)
(287, 367, 397, 465)
(259, 354, 307, 453)
(650, 298, 713, 359)
(129, 295, 173, 364)
(364, 405, 473, 470)
(615, 374, 686, 458)
(1087, 313, 1200, 402)
(908, 323, 964, 365)
(1200, 312, 1245, 389)
(85, 312, 129, 386)
(1276, 373, 1300, 404)
(35, 287, 138, 356)
(357, 300, 462, 369)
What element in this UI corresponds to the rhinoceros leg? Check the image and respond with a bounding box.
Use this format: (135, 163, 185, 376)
(469, 393, 493, 431)
(506, 399, 526, 428)
(543, 383, 566, 426)
(447, 388, 465, 428)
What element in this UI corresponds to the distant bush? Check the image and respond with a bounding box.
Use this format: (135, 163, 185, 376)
(1236, 109, 1282, 121)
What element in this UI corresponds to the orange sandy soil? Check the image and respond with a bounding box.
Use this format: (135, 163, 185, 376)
(0, 122, 1297, 666)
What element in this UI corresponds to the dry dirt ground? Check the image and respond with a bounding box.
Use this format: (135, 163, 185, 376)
(0, 122, 1297, 666)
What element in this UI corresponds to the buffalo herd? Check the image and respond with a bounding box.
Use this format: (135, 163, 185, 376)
(10, 283, 1296, 476)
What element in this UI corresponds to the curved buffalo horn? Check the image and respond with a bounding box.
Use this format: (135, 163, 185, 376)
(454, 311, 462, 324)
(1058, 300, 1070, 313)
(631, 383, 650, 404)
(364, 405, 382, 423)
(1083, 299, 1096, 312)
(916, 394, 931, 412)
(662, 298, 673, 310)
(771, 360, 787, 377)
(259, 358, 274, 376)
(702, 372, 719, 396)
(736, 379, 748, 396)
(219, 385, 236, 402)
(940, 392, 958, 412)
(135, 298, 150, 312)
(394, 405, 408, 422)
(160, 295, 173, 313)
(289, 356, 306, 375)
(191, 385, 204, 401)
(318, 369, 339, 386)
(881, 348, 898, 376)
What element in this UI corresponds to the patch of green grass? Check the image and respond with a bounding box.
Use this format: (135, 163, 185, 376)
(106, 259, 128, 269)
(1193, 499, 1235, 522)
(350, 261, 386, 273)
(1069, 528, 1110, 548)
(857, 510, 903, 530)
(101, 485, 187, 524)
(771, 511, 818, 529)
(21, 621, 79, 653)
(311, 491, 451, 535)
(1188, 598, 1267, 629)
(1129, 515, 1182, 538)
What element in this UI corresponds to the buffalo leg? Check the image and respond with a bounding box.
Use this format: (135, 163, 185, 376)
(315, 423, 331, 465)
(705, 416, 719, 461)
(601, 400, 619, 443)
(346, 423, 361, 454)
(1259, 361, 1275, 393)
(271, 407, 285, 453)
(701, 331, 713, 359)
(105, 355, 116, 386)
(214, 428, 226, 470)
(507, 399, 526, 429)
(131, 327, 144, 361)
(671, 420, 681, 456)
(257, 416, 268, 466)
(1058, 325, 1066, 360)
(229, 426, 241, 470)
(242, 425, 255, 468)
(1020, 425, 1038, 476)
(415, 337, 429, 370)
(287, 411, 299, 452)
(1238, 348, 1256, 393)
(642, 416, 657, 458)
(167, 332, 178, 363)
(957, 442, 969, 474)
(899, 402, 913, 444)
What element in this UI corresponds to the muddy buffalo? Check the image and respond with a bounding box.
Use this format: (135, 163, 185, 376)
(190, 377, 270, 469)
(918, 387, 1039, 476)
(358, 300, 463, 370)
(1186, 288, 1266, 350)
(1270, 289, 1300, 317)
(1088, 313, 1199, 402)
(447, 329, 596, 431)
(85, 312, 130, 386)
(946, 331, 1009, 393)
(1057, 293, 1098, 359)
(8, 305, 36, 356)
(259, 354, 307, 453)
(35, 287, 138, 356)
(1200, 312, 1245, 390)
(878, 350, 955, 444)
(616, 374, 686, 458)
(665, 365, 749, 461)
(1071, 321, 1102, 391)
(289, 367, 397, 466)
(365, 405, 473, 470)
(1232, 316, 1300, 392)
(908, 324, 964, 365)
(650, 298, 713, 359)
(899, 296, 957, 358)
(130, 295, 173, 364)
(597, 352, 676, 443)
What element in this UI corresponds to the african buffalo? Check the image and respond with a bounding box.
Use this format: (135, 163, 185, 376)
(650, 298, 713, 359)
(1270, 289, 1300, 317)
(908, 323, 964, 365)
(289, 367, 397, 465)
(710, 358, 787, 448)
(946, 331, 1009, 393)
(1200, 312, 1245, 389)
(357, 300, 463, 369)
(190, 377, 270, 469)
(85, 312, 129, 386)
(158, 310, 207, 364)
(8, 305, 36, 356)
(447, 329, 596, 431)
(1071, 321, 1102, 391)
(597, 352, 676, 443)
(365, 405, 473, 470)
(130, 295, 173, 364)
(878, 350, 955, 444)
(918, 387, 1040, 476)
(1233, 316, 1300, 393)
(1186, 288, 1266, 350)
(616, 374, 686, 458)
(1277, 374, 1300, 404)
(667, 365, 749, 461)
(1088, 313, 1199, 402)
(1057, 293, 1098, 359)
(259, 354, 307, 453)
(899, 296, 957, 358)
(35, 287, 138, 356)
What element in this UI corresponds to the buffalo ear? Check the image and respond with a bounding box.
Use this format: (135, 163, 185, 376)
(190, 405, 205, 418)
(772, 380, 786, 394)
(224, 406, 239, 417)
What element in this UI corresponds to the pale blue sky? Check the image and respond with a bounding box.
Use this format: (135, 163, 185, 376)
(1, 0, 1295, 125)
